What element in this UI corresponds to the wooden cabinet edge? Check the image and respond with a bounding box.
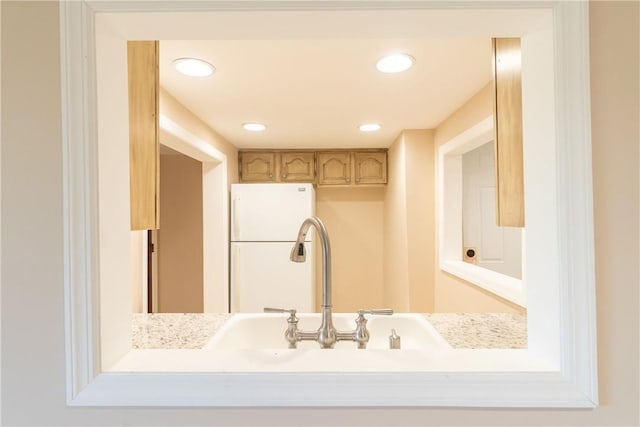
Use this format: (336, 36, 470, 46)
(492, 37, 525, 228)
(154, 41, 160, 230)
(128, 40, 160, 230)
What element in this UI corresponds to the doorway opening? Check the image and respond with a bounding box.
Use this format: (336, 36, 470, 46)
(152, 146, 204, 313)
(133, 115, 230, 314)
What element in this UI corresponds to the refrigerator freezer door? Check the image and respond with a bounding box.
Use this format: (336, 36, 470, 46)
(231, 183, 315, 242)
(230, 242, 315, 313)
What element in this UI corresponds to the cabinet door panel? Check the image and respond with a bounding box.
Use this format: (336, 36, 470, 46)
(354, 151, 387, 184)
(317, 152, 351, 185)
(281, 152, 315, 182)
(240, 152, 276, 182)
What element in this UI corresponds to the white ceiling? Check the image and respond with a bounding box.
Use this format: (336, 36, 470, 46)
(159, 38, 492, 149)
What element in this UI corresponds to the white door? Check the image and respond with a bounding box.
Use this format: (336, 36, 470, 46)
(231, 183, 314, 242)
(230, 242, 315, 312)
(462, 141, 522, 279)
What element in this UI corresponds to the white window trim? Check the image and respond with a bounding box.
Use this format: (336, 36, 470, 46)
(61, 1, 597, 407)
(438, 117, 526, 307)
(440, 260, 525, 307)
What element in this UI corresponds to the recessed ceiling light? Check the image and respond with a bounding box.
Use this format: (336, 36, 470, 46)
(242, 123, 267, 132)
(173, 58, 215, 77)
(359, 123, 381, 132)
(376, 53, 415, 73)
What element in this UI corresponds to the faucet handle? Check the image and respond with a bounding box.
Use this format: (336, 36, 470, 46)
(358, 308, 393, 316)
(264, 307, 297, 315)
(264, 307, 299, 325)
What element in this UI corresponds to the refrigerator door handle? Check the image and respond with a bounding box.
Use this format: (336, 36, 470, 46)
(232, 197, 240, 240)
(233, 245, 240, 312)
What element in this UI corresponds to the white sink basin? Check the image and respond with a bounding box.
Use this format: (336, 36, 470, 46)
(203, 313, 452, 350)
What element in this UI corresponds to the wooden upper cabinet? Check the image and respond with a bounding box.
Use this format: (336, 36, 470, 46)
(128, 40, 160, 230)
(317, 152, 351, 185)
(280, 152, 315, 182)
(354, 151, 387, 185)
(237, 149, 387, 186)
(492, 37, 525, 227)
(239, 151, 277, 182)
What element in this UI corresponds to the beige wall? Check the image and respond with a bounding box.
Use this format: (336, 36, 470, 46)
(315, 187, 385, 312)
(433, 82, 524, 313)
(384, 130, 436, 312)
(1, 1, 638, 425)
(157, 153, 204, 313)
(130, 231, 145, 312)
(160, 88, 238, 188)
(404, 130, 436, 312)
(435, 82, 494, 148)
(383, 133, 410, 310)
(590, 3, 639, 423)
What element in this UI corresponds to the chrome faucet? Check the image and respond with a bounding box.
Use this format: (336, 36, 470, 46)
(265, 216, 392, 349)
(291, 216, 336, 348)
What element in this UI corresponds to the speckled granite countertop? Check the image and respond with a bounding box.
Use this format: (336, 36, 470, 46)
(424, 313, 527, 349)
(132, 313, 526, 349)
(133, 313, 232, 349)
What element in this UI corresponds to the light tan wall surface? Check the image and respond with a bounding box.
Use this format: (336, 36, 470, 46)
(157, 153, 204, 313)
(160, 88, 238, 188)
(433, 81, 523, 313)
(315, 187, 385, 312)
(384, 130, 437, 312)
(589, 1, 639, 422)
(130, 231, 145, 313)
(403, 130, 436, 312)
(435, 82, 493, 148)
(1, 1, 638, 425)
(383, 133, 411, 311)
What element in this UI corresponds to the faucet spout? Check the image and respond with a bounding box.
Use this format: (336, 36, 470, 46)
(290, 216, 335, 348)
(290, 216, 332, 309)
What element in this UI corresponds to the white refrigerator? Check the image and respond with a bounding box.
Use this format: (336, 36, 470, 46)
(230, 183, 316, 313)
